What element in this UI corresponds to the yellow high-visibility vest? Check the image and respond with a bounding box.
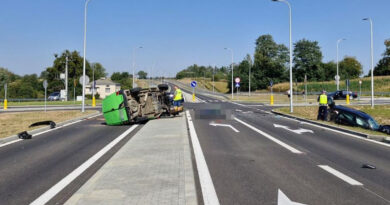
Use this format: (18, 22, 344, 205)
(174, 89, 183, 101)
(319, 94, 328, 105)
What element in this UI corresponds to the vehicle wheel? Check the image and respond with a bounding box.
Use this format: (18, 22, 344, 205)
(130, 87, 142, 95)
(158, 84, 169, 91)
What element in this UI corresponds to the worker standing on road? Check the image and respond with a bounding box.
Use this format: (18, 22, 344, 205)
(317, 90, 328, 121)
(173, 86, 183, 112)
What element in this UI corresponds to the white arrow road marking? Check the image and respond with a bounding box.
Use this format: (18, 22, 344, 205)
(278, 189, 306, 205)
(235, 118, 303, 154)
(274, 124, 314, 134)
(209, 122, 239, 133)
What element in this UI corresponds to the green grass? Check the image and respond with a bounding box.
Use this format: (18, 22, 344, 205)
(272, 76, 390, 94)
(2, 99, 102, 106)
(275, 105, 390, 136)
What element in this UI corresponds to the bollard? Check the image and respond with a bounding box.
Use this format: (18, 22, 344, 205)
(4, 99, 7, 110)
(346, 94, 350, 105)
(92, 96, 96, 107)
(270, 95, 274, 105)
(192, 94, 195, 102)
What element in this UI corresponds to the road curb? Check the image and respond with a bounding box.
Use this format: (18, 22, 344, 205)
(0, 111, 101, 146)
(271, 110, 389, 144)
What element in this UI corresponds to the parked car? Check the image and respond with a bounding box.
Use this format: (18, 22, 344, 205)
(327, 90, 358, 100)
(329, 105, 390, 135)
(48, 92, 61, 101)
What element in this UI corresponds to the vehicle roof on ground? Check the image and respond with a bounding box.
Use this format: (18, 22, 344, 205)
(334, 105, 372, 119)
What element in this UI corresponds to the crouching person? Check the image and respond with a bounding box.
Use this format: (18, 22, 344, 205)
(173, 86, 183, 112)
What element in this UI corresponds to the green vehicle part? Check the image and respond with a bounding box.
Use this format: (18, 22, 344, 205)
(102, 91, 130, 125)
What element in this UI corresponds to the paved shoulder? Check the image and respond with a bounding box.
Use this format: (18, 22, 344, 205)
(66, 115, 198, 205)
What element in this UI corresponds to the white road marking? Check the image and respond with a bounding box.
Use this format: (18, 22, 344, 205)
(318, 165, 363, 186)
(278, 189, 306, 205)
(209, 122, 240, 132)
(0, 114, 102, 148)
(234, 117, 303, 154)
(276, 114, 390, 148)
(30, 125, 139, 205)
(274, 124, 314, 134)
(186, 111, 220, 205)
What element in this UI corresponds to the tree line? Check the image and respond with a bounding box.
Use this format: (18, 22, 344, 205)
(176, 34, 390, 92)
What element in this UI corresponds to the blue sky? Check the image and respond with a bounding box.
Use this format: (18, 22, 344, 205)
(0, 0, 389, 77)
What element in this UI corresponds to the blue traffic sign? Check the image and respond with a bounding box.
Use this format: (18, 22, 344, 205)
(191, 81, 197, 88)
(270, 80, 273, 87)
(235, 83, 240, 88)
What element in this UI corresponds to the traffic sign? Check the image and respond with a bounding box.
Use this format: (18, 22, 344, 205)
(191, 81, 197, 88)
(79, 76, 90, 85)
(335, 75, 340, 81)
(43, 80, 48, 89)
(270, 80, 273, 87)
(359, 80, 362, 85)
(235, 77, 241, 83)
(235, 83, 240, 88)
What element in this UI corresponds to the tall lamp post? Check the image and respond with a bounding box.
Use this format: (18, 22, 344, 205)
(224, 48, 234, 99)
(132, 46, 143, 88)
(336, 38, 346, 90)
(272, 0, 293, 113)
(363, 18, 374, 108)
(82, 0, 91, 112)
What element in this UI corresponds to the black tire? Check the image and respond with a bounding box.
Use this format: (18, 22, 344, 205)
(158, 84, 169, 91)
(130, 87, 142, 95)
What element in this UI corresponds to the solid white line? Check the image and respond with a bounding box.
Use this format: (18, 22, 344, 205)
(186, 111, 220, 205)
(234, 117, 303, 154)
(0, 139, 23, 148)
(30, 125, 139, 205)
(277, 114, 390, 148)
(210, 123, 240, 133)
(318, 165, 363, 186)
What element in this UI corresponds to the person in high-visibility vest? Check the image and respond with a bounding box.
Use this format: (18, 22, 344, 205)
(173, 86, 183, 112)
(317, 90, 328, 121)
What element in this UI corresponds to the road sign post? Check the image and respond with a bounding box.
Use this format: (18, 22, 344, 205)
(43, 80, 48, 112)
(235, 77, 241, 98)
(3, 83, 7, 110)
(191, 81, 197, 102)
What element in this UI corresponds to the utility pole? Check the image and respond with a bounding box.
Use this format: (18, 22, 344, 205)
(336, 38, 346, 90)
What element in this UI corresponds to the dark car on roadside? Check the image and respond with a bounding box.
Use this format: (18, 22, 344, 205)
(329, 105, 390, 135)
(328, 90, 358, 100)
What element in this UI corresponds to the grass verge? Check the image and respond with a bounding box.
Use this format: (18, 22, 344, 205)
(0, 110, 97, 138)
(2, 99, 102, 107)
(275, 105, 390, 136)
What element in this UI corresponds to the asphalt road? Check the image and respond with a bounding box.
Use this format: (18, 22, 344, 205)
(0, 115, 141, 205)
(185, 90, 390, 204)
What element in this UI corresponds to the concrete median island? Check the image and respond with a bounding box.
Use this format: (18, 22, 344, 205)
(66, 114, 198, 205)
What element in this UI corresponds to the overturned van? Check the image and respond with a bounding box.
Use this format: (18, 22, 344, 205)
(102, 84, 181, 125)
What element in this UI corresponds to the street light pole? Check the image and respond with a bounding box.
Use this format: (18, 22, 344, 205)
(132, 46, 143, 88)
(225, 48, 234, 99)
(272, 0, 293, 113)
(249, 64, 251, 96)
(363, 18, 374, 108)
(336, 38, 346, 90)
(82, 0, 91, 112)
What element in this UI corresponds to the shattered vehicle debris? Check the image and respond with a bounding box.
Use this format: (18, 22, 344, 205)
(102, 84, 183, 125)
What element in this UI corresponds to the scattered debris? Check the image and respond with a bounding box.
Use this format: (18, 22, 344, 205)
(361, 164, 376, 169)
(18, 131, 32, 139)
(29, 121, 56, 129)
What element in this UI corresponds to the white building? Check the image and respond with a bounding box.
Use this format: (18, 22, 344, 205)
(86, 78, 121, 99)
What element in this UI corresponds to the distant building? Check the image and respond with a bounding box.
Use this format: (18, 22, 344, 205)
(86, 78, 121, 99)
